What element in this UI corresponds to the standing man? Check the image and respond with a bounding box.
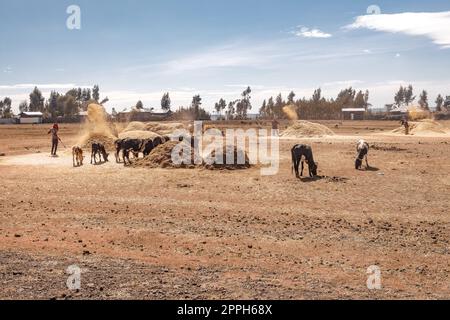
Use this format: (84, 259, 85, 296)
(400, 117, 410, 135)
(48, 123, 60, 156)
(271, 118, 279, 137)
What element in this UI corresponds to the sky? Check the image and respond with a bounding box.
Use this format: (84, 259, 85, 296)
(1, 0, 450, 113)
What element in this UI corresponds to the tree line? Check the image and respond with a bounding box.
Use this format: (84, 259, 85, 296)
(391, 84, 448, 112)
(6, 85, 107, 119)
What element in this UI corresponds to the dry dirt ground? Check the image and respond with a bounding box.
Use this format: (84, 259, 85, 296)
(0, 121, 449, 300)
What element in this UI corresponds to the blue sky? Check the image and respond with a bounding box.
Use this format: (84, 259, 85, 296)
(1, 0, 450, 112)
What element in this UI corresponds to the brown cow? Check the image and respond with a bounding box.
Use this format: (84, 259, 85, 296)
(72, 146, 84, 167)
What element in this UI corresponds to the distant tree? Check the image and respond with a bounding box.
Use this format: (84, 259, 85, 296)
(236, 86, 252, 119)
(81, 88, 91, 102)
(92, 85, 100, 102)
(226, 101, 236, 120)
(287, 91, 296, 104)
(435, 94, 444, 112)
(363, 90, 371, 109)
(0, 97, 13, 118)
(19, 101, 29, 113)
(135, 100, 144, 110)
(214, 98, 226, 119)
(259, 99, 267, 117)
(29, 87, 45, 112)
(47, 91, 60, 118)
(354, 90, 366, 109)
(76, 88, 83, 102)
(266, 97, 275, 118)
(191, 95, 202, 120)
(404, 85, 415, 105)
(418, 90, 429, 110)
(161, 92, 171, 112)
(394, 86, 405, 106)
(312, 88, 322, 103)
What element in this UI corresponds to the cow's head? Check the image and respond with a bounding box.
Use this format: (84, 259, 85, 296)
(355, 158, 362, 170)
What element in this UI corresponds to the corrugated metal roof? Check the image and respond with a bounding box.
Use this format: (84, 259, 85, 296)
(341, 108, 366, 112)
(21, 112, 43, 116)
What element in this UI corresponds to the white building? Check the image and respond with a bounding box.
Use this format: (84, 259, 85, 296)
(19, 112, 43, 124)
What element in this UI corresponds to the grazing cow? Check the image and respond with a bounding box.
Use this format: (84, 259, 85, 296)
(355, 140, 369, 170)
(152, 136, 164, 148)
(119, 139, 145, 165)
(91, 143, 109, 164)
(142, 139, 155, 157)
(72, 146, 84, 167)
(114, 139, 125, 163)
(291, 144, 318, 178)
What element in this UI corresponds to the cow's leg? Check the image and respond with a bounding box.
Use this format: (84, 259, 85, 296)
(300, 160, 304, 177)
(73, 153, 76, 167)
(365, 155, 369, 168)
(91, 150, 94, 164)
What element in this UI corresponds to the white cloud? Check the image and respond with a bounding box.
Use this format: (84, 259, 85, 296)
(293, 26, 332, 39)
(346, 11, 450, 48)
(0, 83, 87, 90)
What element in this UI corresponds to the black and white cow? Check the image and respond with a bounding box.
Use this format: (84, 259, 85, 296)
(291, 144, 318, 178)
(355, 140, 369, 170)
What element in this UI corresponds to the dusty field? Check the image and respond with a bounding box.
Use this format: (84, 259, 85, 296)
(0, 121, 449, 300)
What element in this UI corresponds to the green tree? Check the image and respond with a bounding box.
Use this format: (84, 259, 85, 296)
(161, 92, 171, 112)
(435, 94, 444, 112)
(287, 91, 296, 104)
(92, 85, 100, 102)
(191, 95, 202, 120)
(47, 91, 60, 118)
(29, 87, 45, 112)
(19, 101, 29, 113)
(394, 86, 405, 106)
(404, 85, 415, 105)
(215, 98, 227, 119)
(259, 99, 267, 117)
(418, 90, 429, 110)
(135, 100, 144, 110)
(236, 86, 252, 119)
(0, 97, 12, 118)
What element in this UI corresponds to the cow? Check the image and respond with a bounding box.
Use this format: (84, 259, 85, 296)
(119, 139, 145, 166)
(291, 144, 318, 178)
(72, 146, 84, 167)
(142, 139, 155, 157)
(114, 139, 125, 163)
(355, 140, 369, 170)
(91, 143, 109, 164)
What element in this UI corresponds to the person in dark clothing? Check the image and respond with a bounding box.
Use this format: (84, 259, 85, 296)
(48, 124, 60, 156)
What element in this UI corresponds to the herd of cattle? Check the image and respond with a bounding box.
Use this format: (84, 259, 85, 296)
(72, 136, 172, 167)
(72, 136, 371, 178)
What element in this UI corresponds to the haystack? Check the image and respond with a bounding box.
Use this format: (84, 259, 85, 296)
(132, 141, 198, 169)
(281, 121, 335, 137)
(118, 130, 161, 140)
(203, 145, 251, 170)
(392, 119, 448, 135)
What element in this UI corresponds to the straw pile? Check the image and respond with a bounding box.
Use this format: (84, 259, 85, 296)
(281, 121, 335, 137)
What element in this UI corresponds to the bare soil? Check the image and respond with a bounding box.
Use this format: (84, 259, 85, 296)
(0, 121, 449, 300)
